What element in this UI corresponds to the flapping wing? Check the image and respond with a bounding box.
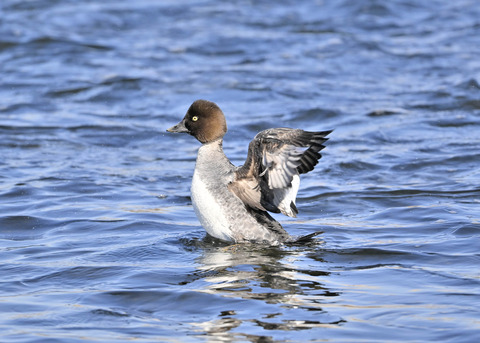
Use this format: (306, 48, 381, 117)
(228, 128, 332, 217)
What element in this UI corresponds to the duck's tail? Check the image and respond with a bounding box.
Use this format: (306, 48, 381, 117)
(286, 231, 323, 245)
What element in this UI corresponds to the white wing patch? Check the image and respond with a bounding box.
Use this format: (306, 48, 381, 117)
(262, 146, 305, 189)
(276, 174, 300, 217)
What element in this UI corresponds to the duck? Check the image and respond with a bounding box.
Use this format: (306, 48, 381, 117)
(167, 99, 332, 245)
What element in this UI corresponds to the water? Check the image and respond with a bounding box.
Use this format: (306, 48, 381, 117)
(1, 0, 479, 342)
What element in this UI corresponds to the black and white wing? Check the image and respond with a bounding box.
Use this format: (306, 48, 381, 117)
(228, 128, 332, 217)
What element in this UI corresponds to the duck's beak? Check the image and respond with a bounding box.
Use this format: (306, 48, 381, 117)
(167, 119, 189, 133)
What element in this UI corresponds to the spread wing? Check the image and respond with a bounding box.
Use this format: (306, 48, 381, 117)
(228, 128, 332, 217)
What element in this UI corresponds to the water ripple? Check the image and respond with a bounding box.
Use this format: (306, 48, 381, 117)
(1, 0, 480, 342)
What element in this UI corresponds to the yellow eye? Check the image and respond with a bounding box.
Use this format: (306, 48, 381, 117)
(192, 116, 198, 122)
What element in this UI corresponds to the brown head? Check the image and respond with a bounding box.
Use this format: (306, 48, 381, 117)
(167, 100, 227, 144)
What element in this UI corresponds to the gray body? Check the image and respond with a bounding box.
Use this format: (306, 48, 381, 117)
(191, 140, 288, 244)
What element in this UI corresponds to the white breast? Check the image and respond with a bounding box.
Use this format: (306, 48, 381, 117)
(191, 170, 233, 242)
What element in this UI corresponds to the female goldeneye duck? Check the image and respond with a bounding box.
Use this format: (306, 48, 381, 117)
(167, 99, 332, 245)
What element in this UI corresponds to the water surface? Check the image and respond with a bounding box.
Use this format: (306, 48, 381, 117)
(1, 0, 479, 342)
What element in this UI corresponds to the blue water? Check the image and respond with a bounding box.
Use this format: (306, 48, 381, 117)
(1, 0, 480, 342)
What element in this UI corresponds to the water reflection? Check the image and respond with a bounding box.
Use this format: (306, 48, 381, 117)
(191, 240, 344, 341)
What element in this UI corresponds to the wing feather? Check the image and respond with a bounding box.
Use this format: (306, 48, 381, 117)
(229, 128, 332, 217)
